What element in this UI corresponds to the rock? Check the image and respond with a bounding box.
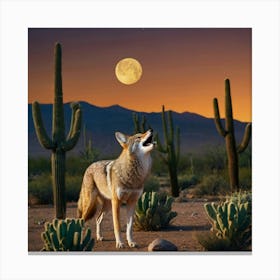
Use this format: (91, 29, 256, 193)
(148, 238, 178, 251)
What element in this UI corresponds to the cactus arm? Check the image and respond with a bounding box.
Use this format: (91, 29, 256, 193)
(133, 113, 148, 133)
(176, 126, 180, 165)
(66, 102, 81, 139)
(161, 105, 168, 145)
(213, 98, 227, 137)
(141, 115, 147, 132)
(237, 123, 252, 153)
(154, 133, 167, 153)
(52, 43, 65, 143)
(132, 112, 139, 133)
(225, 79, 234, 133)
(32, 101, 55, 149)
(168, 110, 174, 144)
(64, 104, 82, 151)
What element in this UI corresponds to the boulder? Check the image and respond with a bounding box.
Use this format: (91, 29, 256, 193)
(148, 238, 178, 251)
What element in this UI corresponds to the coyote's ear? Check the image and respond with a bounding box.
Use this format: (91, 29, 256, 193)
(115, 132, 128, 147)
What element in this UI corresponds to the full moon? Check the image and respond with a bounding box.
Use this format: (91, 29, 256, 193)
(115, 58, 143, 85)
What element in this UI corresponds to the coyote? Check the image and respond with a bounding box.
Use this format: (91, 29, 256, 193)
(77, 129, 154, 248)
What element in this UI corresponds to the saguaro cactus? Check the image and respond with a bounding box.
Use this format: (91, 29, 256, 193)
(155, 105, 180, 197)
(213, 79, 251, 192)
(32, 43, 82, 219)
(132, 112, 148, 133)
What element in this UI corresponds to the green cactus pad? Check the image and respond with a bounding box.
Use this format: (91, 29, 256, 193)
(203, 192, 252, 250)
(134, 192, 177, 231)
(41, 218, 94, 251)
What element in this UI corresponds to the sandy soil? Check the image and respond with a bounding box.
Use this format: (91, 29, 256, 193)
(28, 200, 212, 252)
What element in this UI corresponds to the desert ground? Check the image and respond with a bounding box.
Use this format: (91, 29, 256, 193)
(28, 200, 212, 252)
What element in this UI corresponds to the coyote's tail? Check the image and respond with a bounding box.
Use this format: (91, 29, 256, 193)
(77, 196, 83, 218)
(77, 183, 98, 221)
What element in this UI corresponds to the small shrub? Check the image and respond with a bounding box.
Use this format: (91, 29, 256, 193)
(28, 174, 53, 204)
(65, 174, 82, 202)
(178, 174, 199, 190)
(134, 192, 177, 231)
(29, 173, 82, 205)
(28, 157, 51, 177)
(41, 218, 94, 251)
(143, 176, 161, 193)
(196, 232, 232, 251)
(239, 167, 252, 190)
(192, 173, 229, 196)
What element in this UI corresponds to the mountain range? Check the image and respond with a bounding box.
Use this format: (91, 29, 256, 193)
(28, 102, 251, 157)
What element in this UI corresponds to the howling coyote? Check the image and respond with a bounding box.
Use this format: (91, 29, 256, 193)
(77, 129, 154, 248)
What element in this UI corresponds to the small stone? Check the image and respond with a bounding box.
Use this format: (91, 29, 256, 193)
(148, 238, 178, 251)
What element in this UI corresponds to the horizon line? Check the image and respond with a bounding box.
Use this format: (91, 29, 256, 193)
(28, 100, 251, 123)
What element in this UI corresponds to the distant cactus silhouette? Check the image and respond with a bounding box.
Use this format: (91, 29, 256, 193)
(213, 79, 251, 192)
(155, 105, 180, 197)
(32, 43, 82, 219)
(132, 112, 148, 133)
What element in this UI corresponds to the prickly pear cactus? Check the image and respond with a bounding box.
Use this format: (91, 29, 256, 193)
(41, 218, 94, 251)
(204, 192, 251, 250)
(134, 192, 177, 231)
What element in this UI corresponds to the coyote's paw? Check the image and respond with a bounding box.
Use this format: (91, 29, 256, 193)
(128, 241, 138, 248)
(116, 241, 125, 249)
(97, 236, 104, 241)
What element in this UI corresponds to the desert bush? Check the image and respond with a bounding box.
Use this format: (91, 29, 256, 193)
(191, 172, 229, 196)
(151, 153, 168, 175)
(28, 157, 51, 177)
(239, 167, 252, 190)
(65, 175, 83, 202)
(29, 173, 82, 205)
(29, 174, 53, 204)
(238, 145, 252, 168)
(41, 218, 94, 251)
(197, 191, 252, 251)
(178, 174, 199, 190)
(196, 232, 233, 251)
(66, 157, 88, 175)
(134, 191, 177, 231)
(143, 176, 161, 193)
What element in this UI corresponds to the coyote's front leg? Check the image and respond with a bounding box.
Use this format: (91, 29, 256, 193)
(126, 198, 138, 248)
(112, 197, 124, 248)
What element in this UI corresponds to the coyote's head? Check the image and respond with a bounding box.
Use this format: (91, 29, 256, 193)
(115, 129, 155, 155)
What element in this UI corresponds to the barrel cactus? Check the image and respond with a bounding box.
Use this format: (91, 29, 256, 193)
(202, 192, 252, 250)
(134, 192, 177, 231)
(41, 218, 94, 251)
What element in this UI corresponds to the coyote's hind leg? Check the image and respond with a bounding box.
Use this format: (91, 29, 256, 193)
(96, 199, 111, 241)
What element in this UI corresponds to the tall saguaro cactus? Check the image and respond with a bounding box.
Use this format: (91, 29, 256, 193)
(32, 43, 82, 219)
(155, 105, 180, 197)
(213, 79, 251, 192)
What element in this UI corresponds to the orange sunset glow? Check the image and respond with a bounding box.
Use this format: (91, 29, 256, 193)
(28, 28, 251, 122)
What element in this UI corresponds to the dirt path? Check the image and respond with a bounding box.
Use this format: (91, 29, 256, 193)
(28, 201, 211, 252)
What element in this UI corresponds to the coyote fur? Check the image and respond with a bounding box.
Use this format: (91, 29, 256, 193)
(77, 129, 154, 248)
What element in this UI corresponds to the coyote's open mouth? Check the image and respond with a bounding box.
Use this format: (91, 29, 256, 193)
(143, 133, 153, 146)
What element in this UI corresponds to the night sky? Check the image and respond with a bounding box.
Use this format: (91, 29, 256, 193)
(28, 28, 251, 122)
